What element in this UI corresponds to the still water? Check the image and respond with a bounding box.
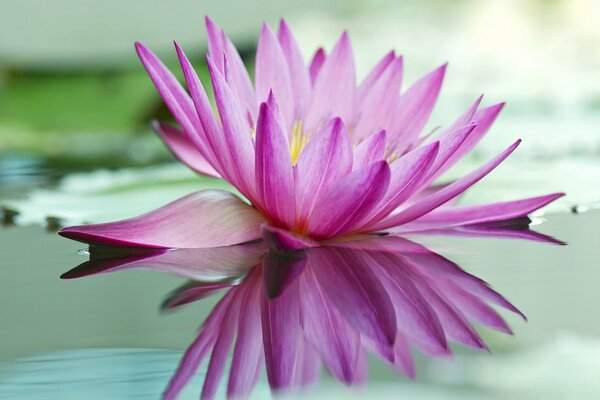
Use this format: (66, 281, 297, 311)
(1, 209, 598, 399)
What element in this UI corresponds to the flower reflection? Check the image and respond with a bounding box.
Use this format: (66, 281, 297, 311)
(63, 224, 561, 399)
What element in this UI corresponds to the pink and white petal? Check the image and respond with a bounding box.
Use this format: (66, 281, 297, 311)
(59, 190, 266, 248)
(293, 340, 322, 387)
(388, 64, 446, 149)
(304, 32, 356, 133)
(294, 118, 353, 225)
(153, 121, 220, 177)
(255, 94, 296, 227)
(255, 23, 295, 129)
(310, 247, 397, 351)
(353, 129, 387, 170)
(307, 161, 391, 239)
(353, 56, 403, 141)
(207, 56, 258, 200)
(400, 192, 564, 230)
(227, 270, 264, 398)
(357, 51, 396, 101)
(308, 48, 326, 84)
(205, 16, 257, 123)
(278, 19, 311, 118)
(373, 140, 522, 230)
(300, 267, 361, 384)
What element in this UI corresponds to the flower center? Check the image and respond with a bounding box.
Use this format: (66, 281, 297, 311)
(289, 121, 308, 165)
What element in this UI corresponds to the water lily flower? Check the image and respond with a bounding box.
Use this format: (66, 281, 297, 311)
(63, 231, 529, 399)
(59, 17, 563, 248)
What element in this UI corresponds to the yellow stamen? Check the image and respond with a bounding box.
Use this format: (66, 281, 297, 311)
(289, 121, 308, 164)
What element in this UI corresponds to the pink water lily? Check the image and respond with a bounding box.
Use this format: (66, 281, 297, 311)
(60, 17, 563, 251)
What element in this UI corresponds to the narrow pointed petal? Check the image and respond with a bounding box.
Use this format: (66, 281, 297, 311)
(446, 287, 512, 333)
(308, 161, 391, 238)
(301, 267, 361, 383)
(227, 271, 264, 398)
(354, 56, 403, 141)
(305, 32, 356, 132)
(207, 56, 257, 199)
(205, 16, 257, 123)
(293, 340, 322, 387)
(374, 140, 521, 230)
(278, 19, 311, 117)
(434, 102, 506, 179)
(310, 247, 397, 350)
(294, 118, 353, 225)
(362, 141, 439, 227)
(405, 193, 565, 229)
(255, 95, 296, 227)
(308, 48, 326, 84)
(153, 121, 220, 177)
(59, 190, 265, 248)
(162, 282, 233, 311)
(263, 250, 307, 299)
(261, 224, 317, 252)
(357, 51, 396, 100)
(174, 42, 229, 178)
(393, 333, 416, 378)
(201, 288, 241, 399)
(255, 23, 295, 128)
(388, 64, 446, 148)
(261, 280, 301, 391)
(163, 291, 234, 400)
(353, 129, 387, 170)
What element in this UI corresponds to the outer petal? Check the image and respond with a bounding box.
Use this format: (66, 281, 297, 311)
(388, 64, 446, 149)
(59, 190, 266, 248)
(255, 94, 296, 227)
(399, 192, 565, 229)
(294, 118, 353, 226)
(308, 48, 326, 84)
(153, 121, 220, 177)
(300, 267, 361, 383)
(255, 23, 295, 129)
(205, 16, 257, 124)
(304, 32, 356, 133)
(207, 56, 258, 200)
(357, 51, 396, 100)
(373, 140, 522, 230)
(307, 161, 391, 238)
(278, 19, 311, 118)
(352, 129, 387, 170)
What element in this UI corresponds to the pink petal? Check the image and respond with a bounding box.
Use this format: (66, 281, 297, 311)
(262, 250, 307, 299)
(227, 270, 264, 398)
(310, 247, 397, 350)
(402, 192, 565, 229)
(357, 51, 396, 100)
(361, 141, 439, 227)
(300, 267, 361, 383)
(294, 117, 353, 226)
(278, 19, 311, 118)
(201, 287, 242, 399)
(353, 129, 387, 170)
(59, 190, 266, 248)
(162, 282, 233, 311)
(261, 224, 317, 253)
(205, 16, 257, 124)
(307, 161, 391, 238)
(308, 48, 326, 85)
(388, 64, 446, 149)
(207, 55, 258, 200)
(293, 340, 322, 387)
(255, 94, 296, 227)
(261, 274, 302, 391)
(153, 121, 220, 177)
(163, 291, 234, 400)
(255, 23, 295, 129)
(353, 56, 403, 141)
(304, 32, 356, 133)
(374, 140, 522, 230)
